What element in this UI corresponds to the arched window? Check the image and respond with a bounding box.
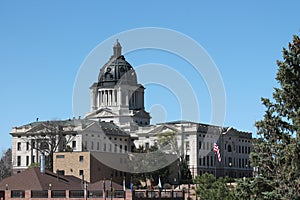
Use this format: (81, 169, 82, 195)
(228, 145, 232, 152)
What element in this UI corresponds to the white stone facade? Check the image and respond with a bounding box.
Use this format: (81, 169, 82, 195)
(10, 119, 131, 174)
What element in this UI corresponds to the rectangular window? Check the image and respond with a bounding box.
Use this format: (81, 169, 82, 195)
(72, 141, 76, 149)
(124, 145, 127, 152)
(242, 146, 244, 154)
(84, 141, 87, 150)
(11, 190, 25, 198)
(203, 157, 205, 166)
(120, 145, 122, 153)
(97, 142, 100, 150)
(26, 142, 29, 150)
(91, 141, 94, 150)
(26, 156, 29, 166)
(114, 144, 117, 152)
(199, 141, 202, 149)
(32, 156, 35, 163)
(79, 156, 84, 162)
(145, 142, 149, 149)
(17, 142, 21, 151)
(17, 156, 21, 166)
(186, 155, 190, 166)
(104, 143, 107, 152)
(56, 155, 65, 159)
(79, 170, 84, 176)
(186, 141, 190, 150)
(32, 141, 36, 148)
(57, 170, 65, 175)
(207, 156, 209, 166)
(199, 158, 202, 166)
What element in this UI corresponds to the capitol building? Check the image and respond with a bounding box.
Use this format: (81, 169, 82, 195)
(10, 41, 252, 184)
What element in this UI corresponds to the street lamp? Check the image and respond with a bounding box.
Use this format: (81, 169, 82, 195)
(229, 162, 232, 178)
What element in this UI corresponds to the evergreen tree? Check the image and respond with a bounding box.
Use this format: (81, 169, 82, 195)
(194, 173, 235, 200)
(0, 148, 12, 180)
(246, 35, 300, 199)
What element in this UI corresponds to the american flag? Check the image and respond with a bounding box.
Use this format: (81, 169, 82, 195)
(214, 142, 221, 162)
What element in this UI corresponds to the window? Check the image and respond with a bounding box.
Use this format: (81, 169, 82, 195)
(97, 142, 100, 150)
(26, 142, 30, 150)
(11, 190, 25, 198)
(91, 141, 94, 150)
(84, 141, 87, 150)
(32, 141, 36, 148)
(185, 141, 190, 150)
(79, 156, 84, 162)
(114, 144, 117, 152)
(79, 170, 84, 176)
(32, 156, 35, 163)
(203, 157, 205, 166)
(145, 142, 149, 149)
(228, 145, 232, 152)
(104, 143, 107, 152)
(57, 170, 65, 175)
(109, 144, 112, 152)
(186, 155, 190, 165)
(17, 156, 21, 166)
(199, 141, 202, 149)
(119, 145, 122, 153)
(199, 158, 202, 166)
(56, 155, 65, 159)
(124, 145, 127, 152)
(72, 141, 76, 149)
(26, 156, 29, 166)
(17, 142, 21, 151)
(228, 157, 232, 167)
(242, 146, 244, 154)
(211, 156, 213, 166)
(207, 156, 209, 166)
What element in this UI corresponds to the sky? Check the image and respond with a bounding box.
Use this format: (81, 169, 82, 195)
(0, 1, 299, 151)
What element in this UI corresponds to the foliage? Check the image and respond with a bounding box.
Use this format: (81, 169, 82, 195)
(239, 35, 300, 199)
(23, 121, 76, 171)
(131, 145, 171, 188)
(0, 148, 12, 180)
(157, 131, 180, 156)
(28, 162, 40, 168)
(194, 173, 235, 200)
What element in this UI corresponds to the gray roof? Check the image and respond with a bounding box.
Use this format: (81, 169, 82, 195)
(98, 121, 129, 137)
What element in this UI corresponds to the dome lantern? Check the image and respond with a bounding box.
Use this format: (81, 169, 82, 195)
(113, 39, 122, 58)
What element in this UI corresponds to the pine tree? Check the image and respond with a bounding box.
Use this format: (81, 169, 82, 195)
(249, 35, 300, 199)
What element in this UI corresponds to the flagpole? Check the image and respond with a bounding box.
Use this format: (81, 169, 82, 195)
(215, 152, 217, 178)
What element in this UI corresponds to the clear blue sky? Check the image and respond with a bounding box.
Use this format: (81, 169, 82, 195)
(0, 1, 299, 151)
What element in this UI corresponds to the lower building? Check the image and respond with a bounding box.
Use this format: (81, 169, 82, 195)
(132, 121, 253, 179)
(53, 151, 131, 186)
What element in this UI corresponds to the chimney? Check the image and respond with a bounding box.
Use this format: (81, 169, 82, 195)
(40, 153, 45, 174)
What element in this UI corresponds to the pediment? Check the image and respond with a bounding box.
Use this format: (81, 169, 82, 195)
(149, 124, 179, 135)
(86, 108, 117, 118)
(25, 123, 57, 135)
